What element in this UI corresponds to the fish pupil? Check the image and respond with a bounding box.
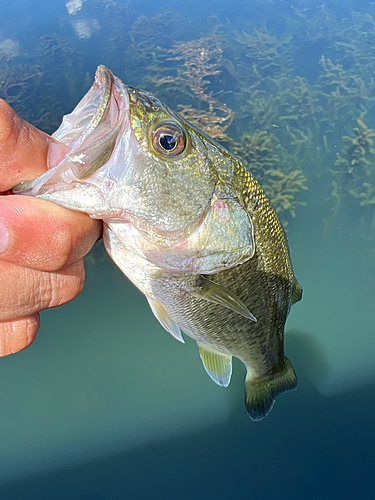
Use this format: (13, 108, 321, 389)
(160, 134, 176, 150)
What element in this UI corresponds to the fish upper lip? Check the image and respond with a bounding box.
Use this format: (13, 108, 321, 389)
(95, 64, 130, 114)
(94, 64, 113, 90)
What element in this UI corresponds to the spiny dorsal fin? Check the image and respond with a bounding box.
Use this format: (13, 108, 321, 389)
(146, 297, 184, 343)
(188, 275, 257, 322)
(291, 278, 303, 305)
(198, 344, 232, 387)
(244, 357, 297, 421)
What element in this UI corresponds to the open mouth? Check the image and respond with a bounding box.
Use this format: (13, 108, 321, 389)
(12, 65, 131, 199)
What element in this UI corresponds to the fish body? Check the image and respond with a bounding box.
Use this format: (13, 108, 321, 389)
(14, 66, 302, 420)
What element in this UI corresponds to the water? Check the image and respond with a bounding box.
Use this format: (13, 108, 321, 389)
(0, 0, 375, 498)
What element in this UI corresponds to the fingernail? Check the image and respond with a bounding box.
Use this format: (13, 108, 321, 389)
(0, 222, 9, 254)
(47, 139, 70, 169)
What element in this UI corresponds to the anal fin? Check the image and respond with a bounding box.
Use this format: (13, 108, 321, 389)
(188, 275, 257, 322)
(198, 344, 232, 387)
(146, 297, 184, 343)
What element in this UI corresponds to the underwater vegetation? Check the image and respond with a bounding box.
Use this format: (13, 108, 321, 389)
(328, 119, 375, 237)
(0, 59, 43, 105)
(0, 32, 85, 134)
(35, 34, 85, 105)
(0, 57, 63, 134)
(4, 0, 375, 235)
(262, 169, 308, 227)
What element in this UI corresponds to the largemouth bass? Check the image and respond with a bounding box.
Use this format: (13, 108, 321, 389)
(14, 65, 302, 420)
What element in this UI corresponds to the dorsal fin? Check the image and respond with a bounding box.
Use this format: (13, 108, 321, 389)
(291, 278, 303, 305)
(198, 344, 232, 387)
(146, 297, 184, 343)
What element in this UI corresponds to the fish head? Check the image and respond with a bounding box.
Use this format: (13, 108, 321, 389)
(16, 66, 217, 245)
(14, 65, 254, 273)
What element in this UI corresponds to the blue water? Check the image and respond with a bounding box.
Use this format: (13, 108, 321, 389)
(1, 0, 375, 498)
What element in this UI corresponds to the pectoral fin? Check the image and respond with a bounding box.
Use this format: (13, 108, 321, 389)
(146, 297, 184, 343)
(198, 344, 232, 387)
(188, 275, 257, 322)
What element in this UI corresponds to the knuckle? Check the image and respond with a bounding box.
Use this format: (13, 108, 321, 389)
(45, 260, 86, 309)
(0, 259, 85, 321)
(44, 217, 99, 271)
(53, 228, 74, 270)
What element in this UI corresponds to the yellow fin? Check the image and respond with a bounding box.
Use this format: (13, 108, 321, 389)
(198, 344, 232, 387)
(146, 297, 184, 343)
(244, 357, 297, 421)
(189, 275, 257, 322)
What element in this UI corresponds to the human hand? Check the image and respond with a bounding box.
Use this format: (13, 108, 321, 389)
(0, 99, 102, 356)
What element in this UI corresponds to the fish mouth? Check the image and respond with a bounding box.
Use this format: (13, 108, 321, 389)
(94, 64, 110, 87)
(52, 64, 131, 181)
(12, 65, 132, 199)
(94, 65, 129, 115)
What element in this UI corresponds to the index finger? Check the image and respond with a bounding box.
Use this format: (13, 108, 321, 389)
(0, 99, 67, 191)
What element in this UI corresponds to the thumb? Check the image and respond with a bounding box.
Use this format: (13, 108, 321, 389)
(0, 99, 68, 191)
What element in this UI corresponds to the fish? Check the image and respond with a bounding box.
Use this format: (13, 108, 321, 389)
(13, 65, 302, 420)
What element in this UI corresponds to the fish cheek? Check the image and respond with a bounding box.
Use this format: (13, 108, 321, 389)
(128, 151, 215, 233)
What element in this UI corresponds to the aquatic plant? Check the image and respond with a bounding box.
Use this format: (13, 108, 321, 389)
(164, 36, 234, 130)
(29, 102, 64, 135)
(169, 36, 225, 100)
(235, 26, 294, 81)
(158, 27, 310, 226)
(0, 38, 20, 60)
(36, 34, 84, 102)
(281, 76, 322, 132)
(327, 119, 375, 237)
(349, 182, 375, 207)
(125, 12, 191, 91)
(334, 11, 375, 91)
(316, 56, 375, 134)
(334, 119, 375, 186)
(262, 169, 308, 226)
(131, 13, 187, 51)
(236, 75, 319, 179)
(0, 59, 58, 131)
(234, 47, 325, 177)
(232, 131, 278, 179)
(178, 104, 233, 145)
(0, 59, 43, 105)
(146, 34, 236, 147)
(343, 120, 375, 169)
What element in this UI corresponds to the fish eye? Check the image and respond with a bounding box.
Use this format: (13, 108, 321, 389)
(152, 122, 186, 156)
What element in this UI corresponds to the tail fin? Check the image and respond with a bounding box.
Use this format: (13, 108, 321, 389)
(244, 357, 297, 421)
